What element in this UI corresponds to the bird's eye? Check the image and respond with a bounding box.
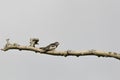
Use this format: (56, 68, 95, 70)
(51, 45, 54, 47)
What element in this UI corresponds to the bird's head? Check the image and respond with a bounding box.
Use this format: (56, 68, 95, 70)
(54, 42, 59, 46)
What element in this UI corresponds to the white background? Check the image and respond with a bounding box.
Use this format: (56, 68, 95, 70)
(0, 0, 120, 80)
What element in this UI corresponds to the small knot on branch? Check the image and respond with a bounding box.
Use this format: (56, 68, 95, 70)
(29, 38, 39, 47)
(63, 50, 71, 57)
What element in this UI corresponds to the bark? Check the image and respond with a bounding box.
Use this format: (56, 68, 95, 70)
(1, 38, 120, 60)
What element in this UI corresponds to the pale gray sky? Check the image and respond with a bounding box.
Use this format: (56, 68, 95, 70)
(0, 0, 120, 80)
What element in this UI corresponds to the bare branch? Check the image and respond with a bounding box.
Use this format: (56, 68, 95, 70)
(1, 38, 120, 60)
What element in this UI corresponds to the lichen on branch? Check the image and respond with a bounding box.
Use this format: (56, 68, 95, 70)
(1, 38, 120, 60)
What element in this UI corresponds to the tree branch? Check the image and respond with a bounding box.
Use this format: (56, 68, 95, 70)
(1, 38, 120, 60)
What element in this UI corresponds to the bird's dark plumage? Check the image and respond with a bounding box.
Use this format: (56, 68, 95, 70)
(40, 42, 59, 52)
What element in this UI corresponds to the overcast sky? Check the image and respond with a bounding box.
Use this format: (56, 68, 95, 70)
(0, 0, 120, 80)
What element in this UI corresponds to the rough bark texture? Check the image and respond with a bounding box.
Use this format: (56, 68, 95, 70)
(1, 38, 120, 60)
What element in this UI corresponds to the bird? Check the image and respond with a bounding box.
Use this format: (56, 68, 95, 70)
(39, 42, 59, 52)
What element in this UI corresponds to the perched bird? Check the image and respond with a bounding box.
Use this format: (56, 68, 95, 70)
(40, 42, 59, 52)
